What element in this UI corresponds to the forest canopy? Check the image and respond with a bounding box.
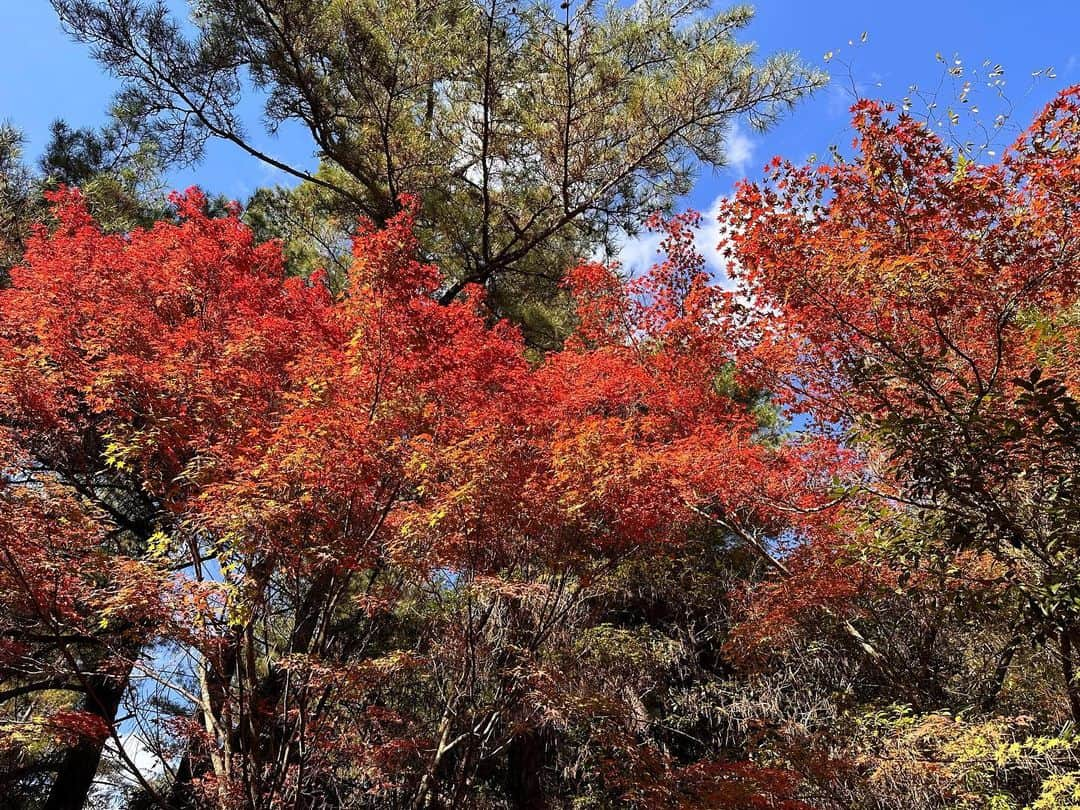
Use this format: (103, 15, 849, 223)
(2, 1, 1080, 809)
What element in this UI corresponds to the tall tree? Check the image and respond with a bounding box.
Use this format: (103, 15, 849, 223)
(716, 86, 1080, 806)
(1, 188, 842, 808)
(52, 0, 823, 336)
(0, 188, 331, 808)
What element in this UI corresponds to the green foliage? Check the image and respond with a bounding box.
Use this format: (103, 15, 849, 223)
(843, 708, 1080, 809)
(244, 178, 353, 293)
(54, 0, 823, 338)
(0, 125, 36, 282)
(0, 118, 166, 288)
(40, 119, 169, 230)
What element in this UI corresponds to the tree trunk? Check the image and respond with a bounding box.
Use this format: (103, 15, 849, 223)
(505, 729, 546, 810)
(1061, 628, 1080, 724)
(43, 671, 128, 810)
(981, 631, 1022, 712)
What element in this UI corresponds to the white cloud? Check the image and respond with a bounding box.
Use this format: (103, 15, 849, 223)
(90, 732, 171, 809)
(122, 732, 168, 777)
(611, 194, 739, 287)
(611, 120, 752, 278)
(723, 122, 756, 177)
(827, 82, 862, 119)
(611, 227, 666, 276)
(695, 194, 738, 287)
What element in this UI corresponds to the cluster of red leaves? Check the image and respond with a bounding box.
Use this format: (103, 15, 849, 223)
(602, 751, 812, 810)
(719, 88, 1080, 425)
(550, 211, 847, 548)
(0, 186, 332, 502)
(719, 88, 1080, 679)
(183, 196, 845, 582)
(0, 187, 336, 756)
(9, 86, 1080, 805)
(42, 709, 112, 747)
(0, 185, 845, 804)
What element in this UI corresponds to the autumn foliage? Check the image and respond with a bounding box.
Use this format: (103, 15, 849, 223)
(3, 88, 1080, 809)
(0, 181, 836, 807)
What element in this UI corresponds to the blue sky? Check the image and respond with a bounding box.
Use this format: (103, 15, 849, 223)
(2, 0, 1079, 270)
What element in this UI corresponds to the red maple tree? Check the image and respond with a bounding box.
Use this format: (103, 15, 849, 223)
(1, 188, 839, 808)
